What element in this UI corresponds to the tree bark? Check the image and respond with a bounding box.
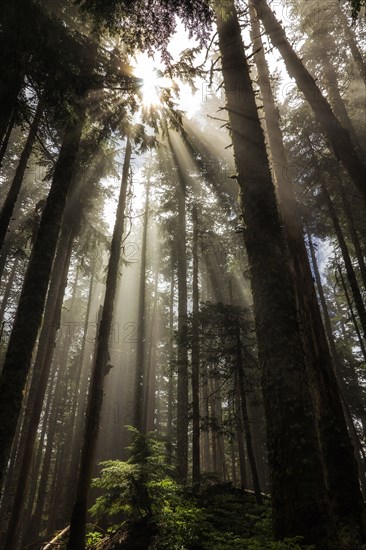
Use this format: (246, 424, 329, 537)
(0, 256, 19, 326)
(143, 261, 159, 434)
(191, 204, 200, 485)
(235, 385, 247, 489)
(133, 177, 150, 432)
(168, 133, 189, 483)
(166, 262, 175, 465)
(0, 109, 16, 171)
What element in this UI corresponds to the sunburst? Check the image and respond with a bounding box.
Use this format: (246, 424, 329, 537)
(133, 53, 171, 107)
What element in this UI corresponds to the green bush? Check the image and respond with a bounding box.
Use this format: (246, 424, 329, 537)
(88, 431, 314, 550)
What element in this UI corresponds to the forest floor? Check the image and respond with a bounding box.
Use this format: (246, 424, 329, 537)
(39, 483, 311, 550)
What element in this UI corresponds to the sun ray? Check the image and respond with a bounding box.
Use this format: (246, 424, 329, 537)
(133, 53, 165, 107)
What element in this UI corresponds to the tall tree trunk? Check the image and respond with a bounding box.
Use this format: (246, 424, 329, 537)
(191, 204, 200, 485)
(321, 180, 366, 338)
(0, 103, 87, 485)
(21, 262, 80, 547)
(230, 438, 237, 486)
(0, 67, 22, 155)
(0, 256, 19, 325)
(0, 184, 28, 283)
(318, 45, 362, 153)
(252, 0, 366, 200)
(215, 2, 336, 546)
(168, 134, 189, 483)
(26, 354, 64, 543)
(308, 232, 366, 495)
(21, 359, 58, 544)
(337, 263, 366, 362)
(133, 177, 150, 432)
(143, 262, 159, 434)
(237, 330, 262, 505)
(201, 363, 211, 472)
(338, 179, 366, 293)
(0, 109, 16, 171)
(336, 2, 366, 86)
(67, 137, 131, 550)
(166, 262, 175, 465)
(2, 224, 74, 549)
(235, 386, 247, 489)
(0, 101, 44, 251)
(250, 6, 366, 540)
(60, 265, 96, 525)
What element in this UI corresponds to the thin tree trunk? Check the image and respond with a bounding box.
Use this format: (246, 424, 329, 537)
(21, 359, 58, 544)
(0, 256, 19, 325)
(143, 262, 159, 434)
(191, 204, 200, 485)
(336, 2, 366, 86)
(0, 184, 28, 283)
(209, 378, 218, 475)
(0, 103, 87, 484)
(0, 110, 16, 171)
(318, 46, 362, 153)
(215, 2, 335, 545)
(60, 266, 96, 524)
(168, 134, 189, 483)
(338, 179, 366, 293)
(201, 364, 211, 472)
(235, 387, 247, 489)
(230, 438, 237, 486)
(26, 357, 64, 542)
(212, 378, 227, 480)
(0, 71, 22, 155)
(48, 431, 69, 535)
(0, 101, 44, 250)
(133, 177, 150, 432)
(67, 137, 131, 550)
(321, 180, 366, 338)
(166, 263, 175, 465)
(237, 331, 262, 505)
(308, 232, 366, 495)
(252, 0, 366, 200)
(337, 263, 366, 362)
